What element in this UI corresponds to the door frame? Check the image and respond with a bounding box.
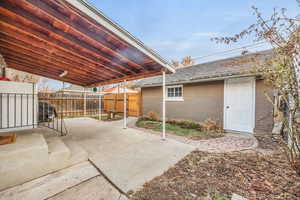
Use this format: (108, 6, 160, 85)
(223, 77, 256, 133)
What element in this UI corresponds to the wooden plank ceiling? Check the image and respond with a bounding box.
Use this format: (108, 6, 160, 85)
(0, 0, 171, 86)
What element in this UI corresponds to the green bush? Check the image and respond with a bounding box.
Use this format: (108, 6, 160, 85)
(180, 120, 201, 129)
(138, 117, 152, 122)
(167, 119, 201, 130)
(166, 119, 180, 125)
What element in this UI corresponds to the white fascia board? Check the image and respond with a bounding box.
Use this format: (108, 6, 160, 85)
(140, 74, 257, 88)
(65, 0, 175, 73)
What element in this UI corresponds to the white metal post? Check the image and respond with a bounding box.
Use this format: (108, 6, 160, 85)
(83, 88, 87, 116)
(123, 80, 127, 129)
(162, 71, 166, 140)
(99, 87, 102, 120)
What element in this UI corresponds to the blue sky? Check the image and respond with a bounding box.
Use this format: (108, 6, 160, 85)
(46, 0, 299, 89)
(86, 0, 298, 61)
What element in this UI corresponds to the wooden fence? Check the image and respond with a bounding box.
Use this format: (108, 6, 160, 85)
(103, 93, 141, 117)
(38, 92, 141, 118)
(38, 93, 101, 118)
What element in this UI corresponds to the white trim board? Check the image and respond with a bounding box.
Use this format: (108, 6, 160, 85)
(223, 77, 256, 133)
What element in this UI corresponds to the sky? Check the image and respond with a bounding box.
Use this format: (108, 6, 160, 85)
(46, 0, 299, 90)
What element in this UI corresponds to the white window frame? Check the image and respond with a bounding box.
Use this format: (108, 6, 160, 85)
(166, 85, 184, 101)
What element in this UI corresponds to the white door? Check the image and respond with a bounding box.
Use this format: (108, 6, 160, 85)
(224, 77, 255, 133)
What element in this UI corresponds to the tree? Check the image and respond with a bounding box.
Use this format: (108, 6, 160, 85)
(213, 2, 300, 174)
(181, 56, 196, 66)
(171, 56, 196, 68)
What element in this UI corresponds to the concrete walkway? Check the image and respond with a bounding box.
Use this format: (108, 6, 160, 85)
(64, 117, 195, 193)
(48, 176, 127, 200)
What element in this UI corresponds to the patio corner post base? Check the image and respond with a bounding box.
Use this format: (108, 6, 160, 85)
(123, 80, 127, 129)
(162, 71, 166, 140)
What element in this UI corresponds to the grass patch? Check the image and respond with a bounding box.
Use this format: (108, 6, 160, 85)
(136, 118, 224, 140)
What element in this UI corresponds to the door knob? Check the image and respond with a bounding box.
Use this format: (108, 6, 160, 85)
(226, 106, 230, 109)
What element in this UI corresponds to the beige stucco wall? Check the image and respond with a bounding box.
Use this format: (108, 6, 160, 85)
(254, 80, 274, 133)
(141, 79, 273, 133)
(141, 81, 224, 127)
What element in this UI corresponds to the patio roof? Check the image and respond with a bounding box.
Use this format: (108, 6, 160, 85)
(0, 0, 175, 87)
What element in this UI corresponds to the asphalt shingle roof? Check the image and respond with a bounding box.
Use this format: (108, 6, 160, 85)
(134, 50, 273, 87)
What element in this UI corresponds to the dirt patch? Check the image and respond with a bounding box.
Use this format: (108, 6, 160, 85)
(130, 149, 300, 200)
(255, 134, 280, 151)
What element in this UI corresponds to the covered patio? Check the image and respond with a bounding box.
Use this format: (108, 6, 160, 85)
(0, 0, 174, 136)
(0, 0, 184, 198)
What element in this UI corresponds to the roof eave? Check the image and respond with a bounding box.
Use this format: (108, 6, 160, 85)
(65, 0, 175, 73)
(137, 74, 259, 88)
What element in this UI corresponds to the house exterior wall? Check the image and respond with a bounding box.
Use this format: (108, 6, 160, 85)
(141, 81, 224, 127)
(141, 79, 273, 133)
(255, 80, 274, 133)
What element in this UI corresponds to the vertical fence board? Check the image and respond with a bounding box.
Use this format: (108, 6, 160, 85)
(103, 93, 141, 117)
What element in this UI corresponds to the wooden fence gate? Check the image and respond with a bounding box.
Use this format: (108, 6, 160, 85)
(103, 93, 141, 117)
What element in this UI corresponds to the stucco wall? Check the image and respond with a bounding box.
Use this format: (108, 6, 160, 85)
(141, 79, 273, 133)
(141, 81, 224, 127)
(254, 80, 274, 133)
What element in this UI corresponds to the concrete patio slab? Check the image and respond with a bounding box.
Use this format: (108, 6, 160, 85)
(0, 161, 100, 200)
(48, 176, 121, 200)
(64, 117, 195, 193)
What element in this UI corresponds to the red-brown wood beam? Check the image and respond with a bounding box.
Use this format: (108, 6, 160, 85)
(0, 31, 118, 79)
(0, 10, 129, 78)
(46, 0, 154, 66)
(88, 71, 163, 87)
(0, 3, 140, 75)
(1, 52, 96, 84)
(0, 39, 110, 81)
(0, 43, 107, 82)
(21, 0, 151, 71)
(7, 59, 89, 86)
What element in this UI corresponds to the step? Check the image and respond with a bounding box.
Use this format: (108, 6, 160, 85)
(62, 138, 89, 166)
(45, 137, 71, 172)
(0, 133, 49, 191)
(0, 161, 100, 200)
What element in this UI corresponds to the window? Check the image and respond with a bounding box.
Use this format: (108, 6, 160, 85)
(166, 85, 183, 101)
